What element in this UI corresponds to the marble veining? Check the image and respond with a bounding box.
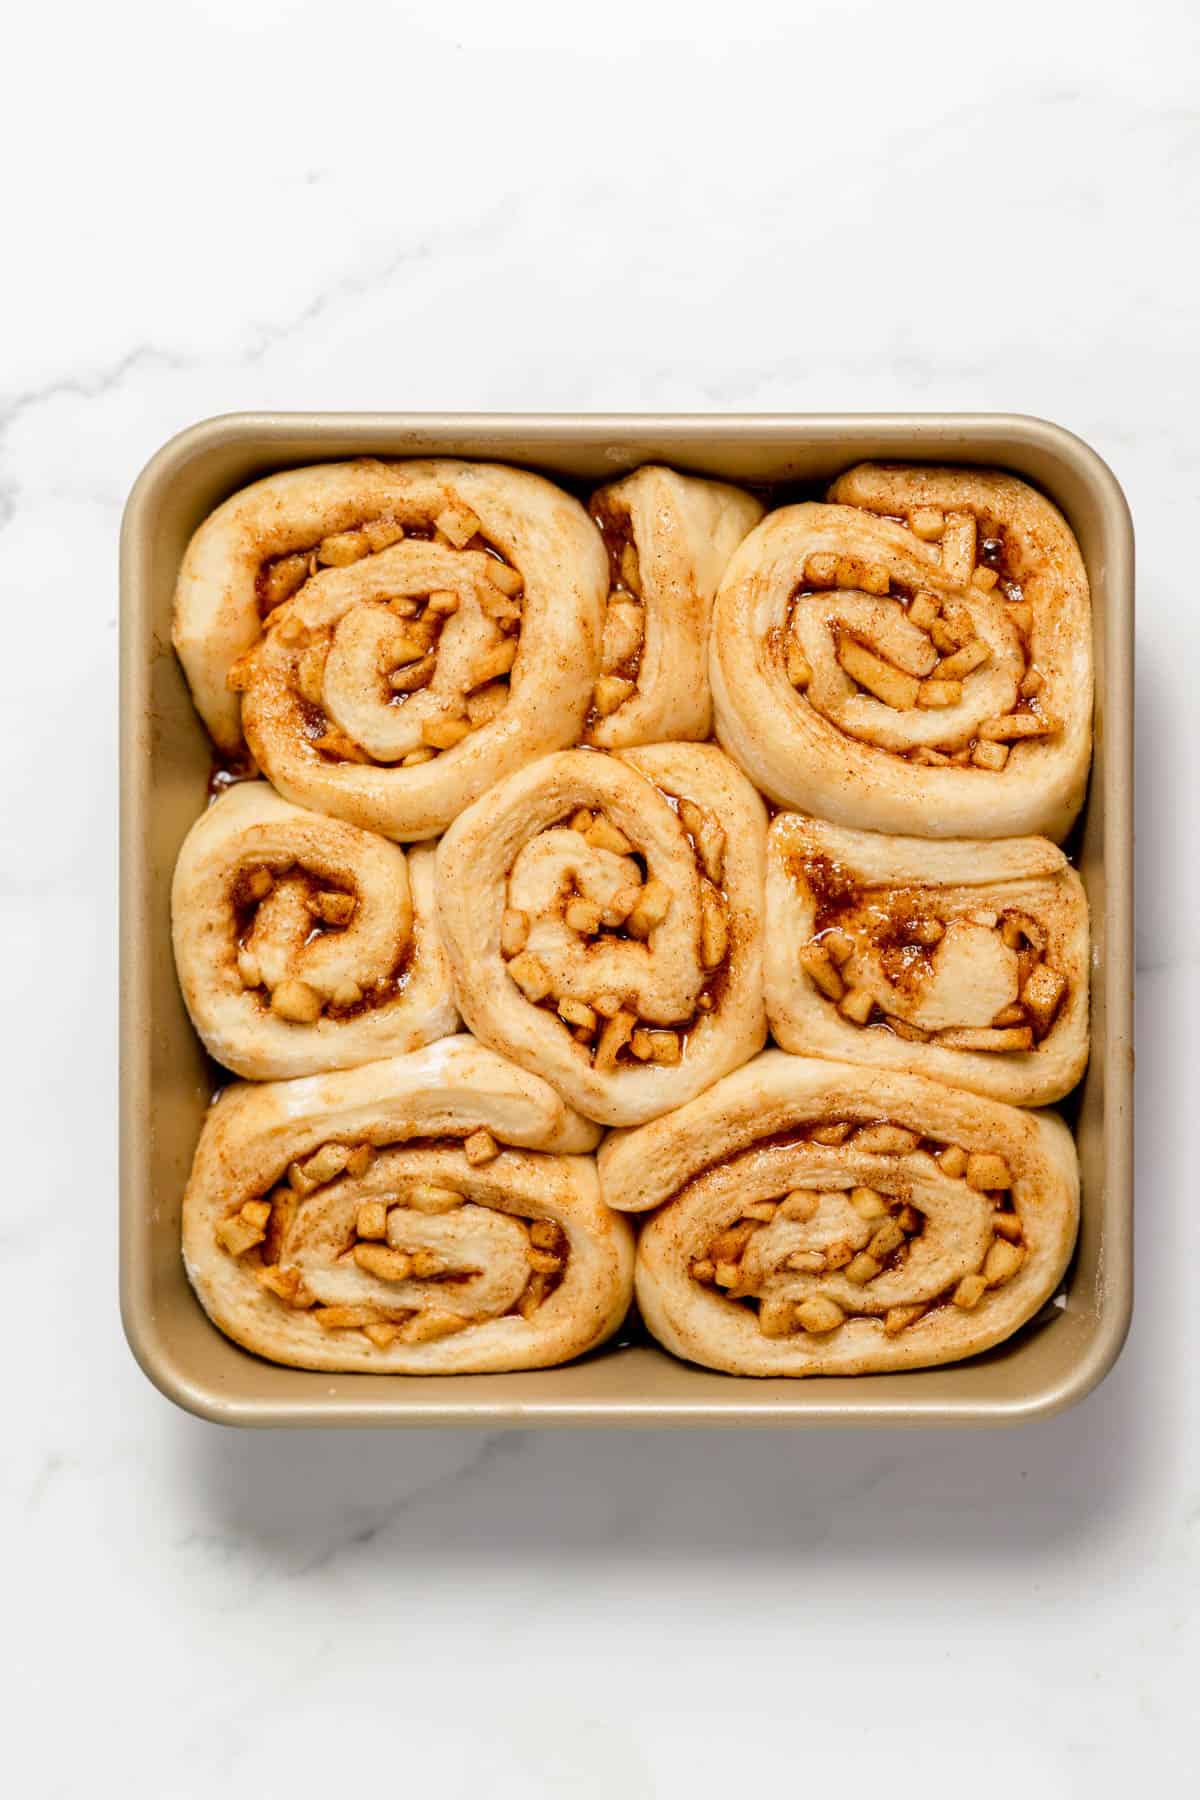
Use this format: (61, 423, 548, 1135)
(3, 0, 1198, 1792)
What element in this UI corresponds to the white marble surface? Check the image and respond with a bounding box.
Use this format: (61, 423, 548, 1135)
(4, 0, 1197, 1791)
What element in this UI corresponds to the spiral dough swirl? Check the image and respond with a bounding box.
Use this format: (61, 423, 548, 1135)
(764, 814, 1089, 1106)
(173, 459, 607, 840)
(182, 1037, 634, 1373)
(584, 465, 762, 747)
(435, 745, 768, 1127)
(602, 1051, 1079, 1377)
(710, 462, 1092, 841)
(171, 782, 457, 1079)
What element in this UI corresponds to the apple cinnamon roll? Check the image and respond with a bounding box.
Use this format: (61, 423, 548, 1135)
(171, 782, 457, 1080)
(765, 815, 1088, 1105)
(711, 463, 1092, 841)
(436, 745, 767, 1127)
(585, 466, 763, 747)
(602, 1051, 1079, 1377)
(183, 1036, 633, 1373)
(173, 459, 607, 839)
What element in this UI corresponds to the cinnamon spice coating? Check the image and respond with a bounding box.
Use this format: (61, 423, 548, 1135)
(169, 453, 1096, 1383)
(765, 814, 1089, 1104)
(710, 463, 1092, 841)
(171, 781, 457, 1079)
(173, 458, 608, 840)
(602, 1051, 1079, 1376)
(183, 1037, 633, 1373)
(435, 744, 767, 1127)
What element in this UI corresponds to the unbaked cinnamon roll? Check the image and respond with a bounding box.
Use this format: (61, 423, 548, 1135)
(765, 814, 1088, 1105)
(711, 463, 1092, 841)
(183, 1037, 633, 1373)
(585, 466, 763, 747)
(602, 1051, 1079, 1376)
(173, 459, 607, 839)
(436, 745, 767, 1127)
(171, 781, 457, 1080)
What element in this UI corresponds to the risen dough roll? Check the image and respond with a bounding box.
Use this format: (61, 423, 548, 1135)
(602, 1051, 1078, 1377)
(183, 1036, 633, 1373)
(436, 745, 767, 1127)
(765, 814, 1088, 1105)
(173, 458, 607, 839)
(711, 462, 1092, 841)
(585, 466, 763, 747)
(172, 782, 457, 1080)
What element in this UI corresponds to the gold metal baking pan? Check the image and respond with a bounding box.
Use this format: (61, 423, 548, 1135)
(119, 413, 1133, 1427)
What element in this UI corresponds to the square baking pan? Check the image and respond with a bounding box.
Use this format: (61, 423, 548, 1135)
(119, 412, 1133, 1428)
